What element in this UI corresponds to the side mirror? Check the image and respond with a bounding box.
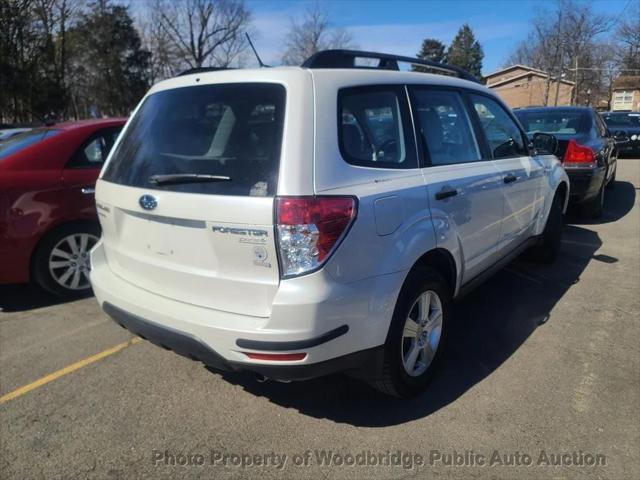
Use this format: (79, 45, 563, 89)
(532, 132, 558, 156)
(613, 130, 629, 143)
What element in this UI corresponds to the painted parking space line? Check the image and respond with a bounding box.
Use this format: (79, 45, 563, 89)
(0, 337, 141, 405)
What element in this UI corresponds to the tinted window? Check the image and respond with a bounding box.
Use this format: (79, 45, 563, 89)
(0, 129, 60, 160)
(594, 113, 608, 137)
(103, 83, 286, 197)
(339, 86, 416, 168)
(68, 128, 121, 168)
(515, 110, 584, 135)
(411, 89, 480, 166)
(471, 95, 527, 159)
(603, 112, 640, 127)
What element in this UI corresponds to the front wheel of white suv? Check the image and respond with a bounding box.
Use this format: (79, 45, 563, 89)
(372, 267, 450, 398)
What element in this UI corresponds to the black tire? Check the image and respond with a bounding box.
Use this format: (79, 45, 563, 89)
(580, 181, 605, 219)
(527, 191, 563, 264)
(32, 223, 101, 298)
(371, 267, 450, 398)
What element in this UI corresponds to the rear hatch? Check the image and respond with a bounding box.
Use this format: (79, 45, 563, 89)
(96, 82, 287, 317)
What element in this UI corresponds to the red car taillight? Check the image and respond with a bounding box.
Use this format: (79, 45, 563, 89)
(275, 196, 357, 278)
(563, 139, 597, 169)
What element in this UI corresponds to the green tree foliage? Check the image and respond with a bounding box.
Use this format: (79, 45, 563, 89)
(412, 38, 446, 72)
(66, 1, 150, 118)
(0, 0, 67, 123)
(0, 0, 150, 124)
(446, 24, 483, 78)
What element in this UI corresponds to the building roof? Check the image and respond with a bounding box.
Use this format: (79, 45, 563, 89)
(612, 76, 640, 90)
(485, 64, 548, 79)
(485, 64, 575, 87)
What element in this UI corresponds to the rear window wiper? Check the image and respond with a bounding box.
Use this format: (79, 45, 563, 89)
(148, 174, 232, 185)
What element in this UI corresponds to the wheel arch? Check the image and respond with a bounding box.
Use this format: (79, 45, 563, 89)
(406, 247, 458, 298)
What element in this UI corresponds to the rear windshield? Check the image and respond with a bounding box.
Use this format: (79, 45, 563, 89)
(0, 129, 60, 159)
(515, 110, 585, 136)
(102, 83, 286, 196)
(602, 113, 640, 128)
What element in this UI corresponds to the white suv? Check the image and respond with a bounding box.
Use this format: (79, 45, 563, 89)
(90, 50, 569, 397)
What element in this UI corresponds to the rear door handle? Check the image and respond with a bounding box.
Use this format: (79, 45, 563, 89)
(435, 187, 458, 200)
(81, 187, 95, 195)
(503, 174, 518, 184)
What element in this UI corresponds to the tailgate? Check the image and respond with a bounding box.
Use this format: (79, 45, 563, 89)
(95, 81, 288, 317)
(96, 182, 278, 317)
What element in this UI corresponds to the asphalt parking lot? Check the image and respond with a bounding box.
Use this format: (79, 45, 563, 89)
(1, 160, 638, 480)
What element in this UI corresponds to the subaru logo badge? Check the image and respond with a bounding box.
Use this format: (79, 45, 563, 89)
(139, 194, 157, 211)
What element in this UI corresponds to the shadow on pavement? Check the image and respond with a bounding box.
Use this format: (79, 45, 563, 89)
(0, 284, 90, 313)
(216, 222, 602, 426)
(213, 181, 640, 424)
(567, 180, 636, 225)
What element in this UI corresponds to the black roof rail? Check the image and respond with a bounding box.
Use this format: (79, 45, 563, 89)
(178, 67, 233, 77)
(301, 49, 481, 84)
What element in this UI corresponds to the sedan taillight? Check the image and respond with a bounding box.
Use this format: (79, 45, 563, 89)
(563, 139, 597, 169)
(275, 196, 357, 278)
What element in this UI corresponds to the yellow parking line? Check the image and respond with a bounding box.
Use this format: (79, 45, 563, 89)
(0, 337, 142, 405)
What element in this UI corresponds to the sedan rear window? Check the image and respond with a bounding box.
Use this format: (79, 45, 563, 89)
(0, 129, 60, 159)
(515, 111, 584, 135)
(102, 83, 286, 196)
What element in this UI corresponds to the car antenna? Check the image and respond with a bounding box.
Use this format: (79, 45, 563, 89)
(245, 33, 270, 68)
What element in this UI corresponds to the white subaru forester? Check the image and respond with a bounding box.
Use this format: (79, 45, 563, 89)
(90, 50, 569, 397)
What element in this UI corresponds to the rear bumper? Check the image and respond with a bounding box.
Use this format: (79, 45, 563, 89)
(567, 167, 606, 204)
(103, 301, 382, 380)
(90, 241, 403, 380)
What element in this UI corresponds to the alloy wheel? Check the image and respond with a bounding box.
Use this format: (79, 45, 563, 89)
(401, 290, 443, 377)
(48, 233, 99, 291)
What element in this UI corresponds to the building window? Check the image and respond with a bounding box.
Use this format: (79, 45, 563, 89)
(614, 90, 635, 109)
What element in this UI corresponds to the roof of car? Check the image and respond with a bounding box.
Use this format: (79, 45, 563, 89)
(51, 118, 127, 130)
(151, 66, 492, 97)
(514, 106, 593, 113)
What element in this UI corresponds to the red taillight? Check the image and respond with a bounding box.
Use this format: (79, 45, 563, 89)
(244, 352, 307, 361)
(275, 196, 357, 277)
(563, 140, 596, 168)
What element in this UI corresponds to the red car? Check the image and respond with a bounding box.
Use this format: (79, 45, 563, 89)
(0, 119, 126, 297)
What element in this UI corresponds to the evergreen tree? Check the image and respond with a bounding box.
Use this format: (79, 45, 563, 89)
(413, 38, 446, 72)
(446, 24, 484, 78)
(67, 0, 151, 117)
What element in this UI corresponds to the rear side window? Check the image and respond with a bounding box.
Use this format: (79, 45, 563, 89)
(338, 86, 417, 168)
(470, 94, 528, 159)
(102, 83, 286, 196)
(68, 128, 122, 168)
(0, 129, 60, 160)
(410, 89, 480, 166)
(594, 113, 608, 137)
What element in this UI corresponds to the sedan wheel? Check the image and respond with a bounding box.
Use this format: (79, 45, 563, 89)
(32, 223, 101, 297)
(48, 233, 99, 291)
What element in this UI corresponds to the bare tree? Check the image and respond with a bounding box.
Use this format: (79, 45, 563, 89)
(152, 0, 251, 69)
(139, 8, 181, 83)
(504, 0, 613, 106)
(280, 4, 356, 65)
(618, 2, 640, 72)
